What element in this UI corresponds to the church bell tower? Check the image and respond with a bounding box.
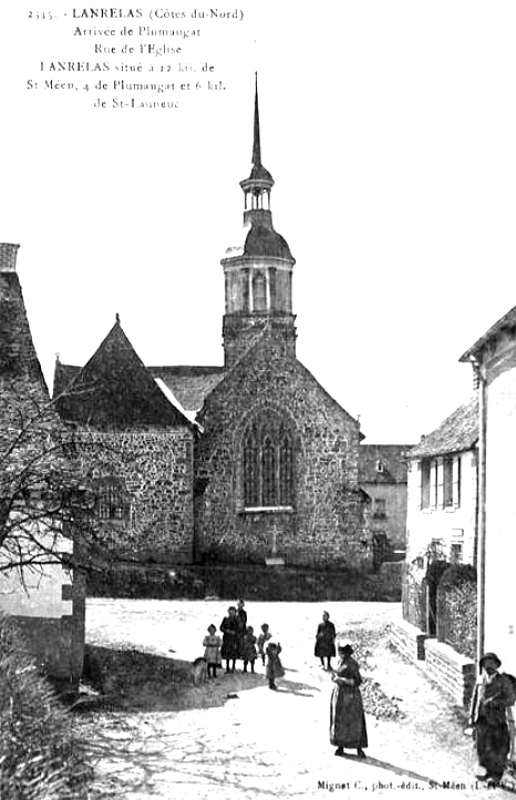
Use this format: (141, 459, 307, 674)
(222, 77, 297, 370)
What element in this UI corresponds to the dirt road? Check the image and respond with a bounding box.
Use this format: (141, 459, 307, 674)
(76, 599, 502, 799)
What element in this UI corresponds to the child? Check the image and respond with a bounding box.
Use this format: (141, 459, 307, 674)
(257, 623, 272, 666)
(242, 625, 257, 673)
(203, 624, 222, 678)
(265, 641, 284, 690)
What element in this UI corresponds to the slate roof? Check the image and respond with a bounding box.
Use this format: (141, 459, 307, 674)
(0, 253, 63, 460)
(0, 268, 47, 392)
(244, 224, 293, 259)
(408, 395, 479, 459)
(358, 444, 412, 484)
(460, 303, 516, 362)
(148, 366, 226, 414)
(55, 320, 192, 429)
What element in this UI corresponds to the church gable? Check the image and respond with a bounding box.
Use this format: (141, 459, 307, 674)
(195, 333, 368, 568)
(199, 330, 359, 441)
(56, 319, 192, 430)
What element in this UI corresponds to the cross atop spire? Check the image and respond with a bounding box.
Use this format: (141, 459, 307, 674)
(252, 73, 261, 168)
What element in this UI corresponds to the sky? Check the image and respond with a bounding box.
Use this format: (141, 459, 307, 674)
(1, 1, 516, 444)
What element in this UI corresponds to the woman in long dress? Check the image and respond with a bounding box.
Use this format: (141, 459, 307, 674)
(314, 611, 337, 670)
(220, 606, 239, 673)
(330, 642, 368, 758)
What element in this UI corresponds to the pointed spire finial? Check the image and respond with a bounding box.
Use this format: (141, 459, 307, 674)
(252, 72, 261, 167)
(115, 312, 120, 324)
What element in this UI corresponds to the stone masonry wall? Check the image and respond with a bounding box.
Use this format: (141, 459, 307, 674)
(195, 336, 371, 568)
(424, 638, 476, 707)
(75, 428, 194, 564)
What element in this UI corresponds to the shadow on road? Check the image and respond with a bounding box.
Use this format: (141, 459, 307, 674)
(82, 644, 321, 712)
(276, 678, 319, 697)
(339, 752, 440, 786)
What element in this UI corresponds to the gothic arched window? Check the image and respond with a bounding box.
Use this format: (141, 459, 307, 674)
(243, 434, 259, 507)
(279, 433, 293, 505)
(242, 412, 295, 508)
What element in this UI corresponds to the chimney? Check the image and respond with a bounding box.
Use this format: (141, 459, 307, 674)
(0, 243, 20, 272)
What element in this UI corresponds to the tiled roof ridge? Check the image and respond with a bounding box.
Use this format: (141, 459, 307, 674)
(408, 394, 479, 459)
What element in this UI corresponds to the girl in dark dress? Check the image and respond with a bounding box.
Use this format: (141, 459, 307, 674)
(265, 642, 285, 690)
(314, 611, 337, 670)
(220, 606, 239, 673)
(242, 625, 257, 673)
(330, 642, 368, 758)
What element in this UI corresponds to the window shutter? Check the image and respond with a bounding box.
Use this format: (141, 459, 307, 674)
(454, 456, 461, 508)
(429, 461, 437, 508)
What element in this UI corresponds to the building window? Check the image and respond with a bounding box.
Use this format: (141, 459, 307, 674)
(376, 459, 384, 473)
(450, 542, 463, 564)
(242, 412, 294, 508)
(450, 528, 464, 563)
(252, 272, 267, 312)
(373, 497, 386, 519)
(421, 460, 431, 508)
(428, 537, 445, 561)
(443, 457, 454, 507)
(95, 477, 131, 522)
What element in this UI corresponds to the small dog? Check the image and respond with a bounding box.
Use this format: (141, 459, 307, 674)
(192, 657, 208, 685)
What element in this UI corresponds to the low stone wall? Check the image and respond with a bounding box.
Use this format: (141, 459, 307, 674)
(424, 638, 475, 707)
(88, 563, 389, 602)
(390, 619, 428, 662)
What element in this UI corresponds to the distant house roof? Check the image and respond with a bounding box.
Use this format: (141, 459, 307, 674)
(408, 395, 479, 459)
(460, 303, 516, 362)
(55, 320, 193, 429)
(148, 366, 226, 414)
(359, 444, 412, 484)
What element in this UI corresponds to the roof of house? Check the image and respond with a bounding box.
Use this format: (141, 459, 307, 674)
(55, 319, 193, 429)
(148, 366, 226, 414)
(460, 303, 516, 362)
(358, 444, 413, 484)
(408, 395, 479, 459)
(0, 253, 63, 458)
(0, 268, 47, 393)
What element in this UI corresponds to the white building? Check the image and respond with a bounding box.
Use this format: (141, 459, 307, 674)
(406, 396, 478, 573)
(461, 307, 516, 677)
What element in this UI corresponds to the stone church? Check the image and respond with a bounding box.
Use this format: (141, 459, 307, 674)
(54, 85, 371, 570)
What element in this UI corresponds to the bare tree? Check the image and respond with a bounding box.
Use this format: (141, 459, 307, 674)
(0, 386, 127, 579)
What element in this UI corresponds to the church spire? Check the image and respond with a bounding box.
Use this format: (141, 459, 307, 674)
(222, 78, 297, 370)
(240, 75, 274, 224)
(252, 73, 261, 168)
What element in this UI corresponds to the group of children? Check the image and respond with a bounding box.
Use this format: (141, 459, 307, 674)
(202, 606, 285, 690)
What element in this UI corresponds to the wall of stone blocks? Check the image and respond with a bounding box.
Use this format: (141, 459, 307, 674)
(390, 619, 428, 662)
(424, 638, 476, 707)
(75, 428, 195, 564)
